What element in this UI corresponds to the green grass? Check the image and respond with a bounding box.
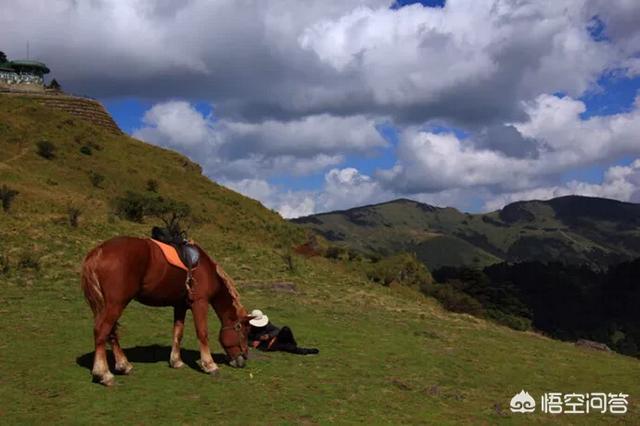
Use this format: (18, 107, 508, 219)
(1, 96, 640, 424)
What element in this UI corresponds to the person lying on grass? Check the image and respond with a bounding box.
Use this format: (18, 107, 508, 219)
(247, 309, 319, 355)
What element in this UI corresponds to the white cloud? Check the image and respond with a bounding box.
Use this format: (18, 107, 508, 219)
(484, 159, 640, 210)
(134, 101, 218, 149)
(515, 94, 640, 166)
(133, 101, 384, 180)
(216, 114, 387, 159)
(3, 0, 638, 125)
(319, 167, 391, 211)
(278, 196, 316, 219)
(221, 168, 391, 218)
(380, 94, 640, 195)
(298, 0, 618, 123)
(221, 178, 316, 218)
(379, 130, 531, 193)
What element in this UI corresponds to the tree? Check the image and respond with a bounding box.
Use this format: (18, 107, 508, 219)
(0, 51, 7, 63)
(114, 191, 191, 229)
(48, 79, 61, 91)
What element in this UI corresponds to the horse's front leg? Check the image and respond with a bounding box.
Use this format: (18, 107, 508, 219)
(191, 300, 219, 375)
(169, 305, 187, 369)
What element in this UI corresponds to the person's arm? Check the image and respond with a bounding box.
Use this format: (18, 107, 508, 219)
(264, 322, 280, 338)
(248, 325, 272, 346)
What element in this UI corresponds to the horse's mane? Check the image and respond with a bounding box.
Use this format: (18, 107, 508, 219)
(198, 245, 244, 314)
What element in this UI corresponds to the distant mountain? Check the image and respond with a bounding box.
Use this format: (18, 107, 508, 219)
(291, 196, 640, 269)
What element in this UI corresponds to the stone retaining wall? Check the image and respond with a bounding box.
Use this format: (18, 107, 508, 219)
(0, 90, 122, 135)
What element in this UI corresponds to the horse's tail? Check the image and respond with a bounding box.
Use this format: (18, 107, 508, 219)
(81, 247, 105, 318)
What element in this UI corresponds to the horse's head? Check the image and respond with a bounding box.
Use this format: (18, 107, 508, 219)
(219, 315, 253, 368)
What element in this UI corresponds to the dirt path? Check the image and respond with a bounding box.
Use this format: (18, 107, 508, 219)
(0, 145, 28, 168)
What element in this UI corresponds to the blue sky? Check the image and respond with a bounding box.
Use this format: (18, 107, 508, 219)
(6, 0, 640, 216)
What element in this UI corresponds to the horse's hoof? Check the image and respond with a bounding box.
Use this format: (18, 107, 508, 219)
(116, 362, 134, 375)
(170, 359, 185, 369)
(199, 360, 219, 375)
(93, 372, 115, 387)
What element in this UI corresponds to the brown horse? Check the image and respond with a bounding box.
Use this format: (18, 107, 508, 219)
(81, 236, 252, 386)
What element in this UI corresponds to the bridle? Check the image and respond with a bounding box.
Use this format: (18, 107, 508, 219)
(220, 320, 247, 354)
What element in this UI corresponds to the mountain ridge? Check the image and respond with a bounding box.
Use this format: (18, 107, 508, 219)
(291, 195, 640, 269)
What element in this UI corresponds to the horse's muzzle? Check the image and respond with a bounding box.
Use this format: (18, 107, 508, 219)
(229, 355, 246, 368)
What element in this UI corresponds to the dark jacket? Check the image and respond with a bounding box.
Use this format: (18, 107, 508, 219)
(248, 322, 280, 349)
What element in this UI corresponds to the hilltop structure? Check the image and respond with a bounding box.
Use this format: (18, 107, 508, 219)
(0, 56, 50, 92)
(0, 50, 121, 134)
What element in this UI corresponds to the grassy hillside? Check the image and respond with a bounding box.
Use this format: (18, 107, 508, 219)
(292, 197, 640, 269)
(1, 96, 639, 424)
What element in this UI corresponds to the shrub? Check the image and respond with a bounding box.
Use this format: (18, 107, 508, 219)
(325, 246, 346, 260)
(279, 249, 296, 272)
(0, 184, 19, 212)
(422, 282, 485, 316)
(36, 140, 56, 159)
(347, 249, 363, 262)
(367, 253, 433, 287)
(80, 145, 92, 156)
(68, 206, 81, 228)
(146, 179, 159, 193)
(114, 191, 148, 222)
(18, 253, 40, 271)
(486, 309, 532, 331)
(89, 171, 105, 188)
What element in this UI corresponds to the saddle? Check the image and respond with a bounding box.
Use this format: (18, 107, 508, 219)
(151, 226, 200, 300)
(151, 227, 199, 268)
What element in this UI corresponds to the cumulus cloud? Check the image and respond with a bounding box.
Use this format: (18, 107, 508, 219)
(220, 178, 316, 218)
(318, 168, 391, 211)
(379, 94, 640, 195)
(223, 167, 515, 218)
(484, 159, 640, 210)
(134, 101, 219, 150)
(3, 0, 638, 124)
(300, 0, 618, 124)
(133, 100, 384, 180)
(219, 168, 392, 218)
(216, 114, 386, 159)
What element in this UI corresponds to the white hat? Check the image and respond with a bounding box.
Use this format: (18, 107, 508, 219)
(249, 309, 269, 327)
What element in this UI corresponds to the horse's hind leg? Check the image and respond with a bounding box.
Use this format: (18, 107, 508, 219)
(110, 324, 133, 375)
(170, 305, 187, 368)
(92, 304, 124, 386)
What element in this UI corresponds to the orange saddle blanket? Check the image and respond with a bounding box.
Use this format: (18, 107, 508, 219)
(150, 239, 189, 271)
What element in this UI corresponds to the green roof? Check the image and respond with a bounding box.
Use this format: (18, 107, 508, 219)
(9, 60, 50, 74)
